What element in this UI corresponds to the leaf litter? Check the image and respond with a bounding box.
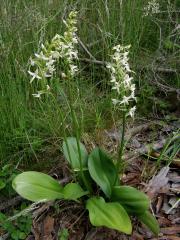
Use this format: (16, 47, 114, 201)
(0, 119, 180, 239)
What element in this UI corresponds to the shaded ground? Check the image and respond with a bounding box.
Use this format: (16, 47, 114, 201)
(0, 117, 180, 240)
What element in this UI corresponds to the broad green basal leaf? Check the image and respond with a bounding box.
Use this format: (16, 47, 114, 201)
(63, 137, 88, 170)
(111, 186, 149, 214)
(86, 197, 132, 234)
(12, 171, 63, 202)
(137, 211, 160, 235)
(63, 183, 88, 201)
(88, 148, 117, 198)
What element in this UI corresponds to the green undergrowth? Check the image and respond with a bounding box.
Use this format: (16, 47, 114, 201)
(0, 203, 32, 240)
(0, 0, 179, 167)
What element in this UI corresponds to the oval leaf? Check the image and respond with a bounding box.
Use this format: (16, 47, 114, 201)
(88, 148, 117, 197)
(111, 186, 150, 214)
(86, 197, 132, 234)
(63, 137, 88, 170)
(63, 183, 88, 200)
(137, 211, 160, 235)
(12, 171, 63, 202)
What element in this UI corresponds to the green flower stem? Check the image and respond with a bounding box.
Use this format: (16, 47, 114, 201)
(70, 107, 92, 193)
(59, 112, 72, 164)
(115, 111, 126, 183)
(66, 76, 92, 193)
(50, 93, 76, 180)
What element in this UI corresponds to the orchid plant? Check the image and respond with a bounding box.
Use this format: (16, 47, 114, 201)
(106, 44, 136, 177)
(12, 11, 159, 236)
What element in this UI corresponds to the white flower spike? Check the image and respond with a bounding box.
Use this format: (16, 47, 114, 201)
(28, 11, 79, 97)
(107, 44, 136, 118)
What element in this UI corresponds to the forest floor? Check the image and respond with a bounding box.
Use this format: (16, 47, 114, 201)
(1, 114, 179, 240)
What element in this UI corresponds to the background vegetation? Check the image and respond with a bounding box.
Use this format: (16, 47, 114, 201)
(0, 0, 179, 169)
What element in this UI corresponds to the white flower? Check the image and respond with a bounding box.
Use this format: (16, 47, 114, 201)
(130, 90, 136, 101)
(28, 69, 42, 83)
(106, 63, 113, 69)
(61, 72, 67, 78)
(123, 52, 129, 58)
(47, 66, 56, 74)
(124, 74, 133, 87)
(107, 64, 116, 73)
(52, 34, 61, 41)
(112, 82, 121, 94)
(51, 51, 61, 59)
(46, 85, 50, 90)
(62, 19, 67, 26)
(72, 38, 78, 44)
(130, 84, 135, 92)
(128, 106, 136, 118)
(113, 45, 120, 51)
(46, 58, 55, 67)
(35, 52, 49, 61)
(30, 57, 35, 66)
(44, 72, 52, 78)
(41, 44, 47, 51)
(110, 75, 116, 83)
(120, 96, 131, 105)
(112, 54, 120, 62)
(112, 99, 120, 105)
(123, 63, 131, 72)
(66, 49, 78, 59)
(70, 64, 78, 75)
(32, 92, 43, 98)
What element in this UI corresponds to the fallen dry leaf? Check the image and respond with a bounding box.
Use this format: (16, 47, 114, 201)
(161, 226, 180, 235)
(146, 166, 170, 200)
(151, 236, 180, 240)
(42, 216, 54, 240)
(158, 216, 171, 227)
(121, 172, 141, 185)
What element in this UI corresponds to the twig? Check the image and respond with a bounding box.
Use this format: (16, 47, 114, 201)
(157, 81, 179, 93)
(69, 210, 86, 229)
(79, 57, 107, 66)
(77, 37, 96, 60)
(152, 67, 178, 73)
(79, 58, 179, 74)
(80, 57, 180, 94)
(166, 199, 180, 214)
(86, 39, 102, 47)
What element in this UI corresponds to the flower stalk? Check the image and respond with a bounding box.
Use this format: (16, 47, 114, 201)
(115, 110, 126, 183)
(27, 11, 91, 192)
